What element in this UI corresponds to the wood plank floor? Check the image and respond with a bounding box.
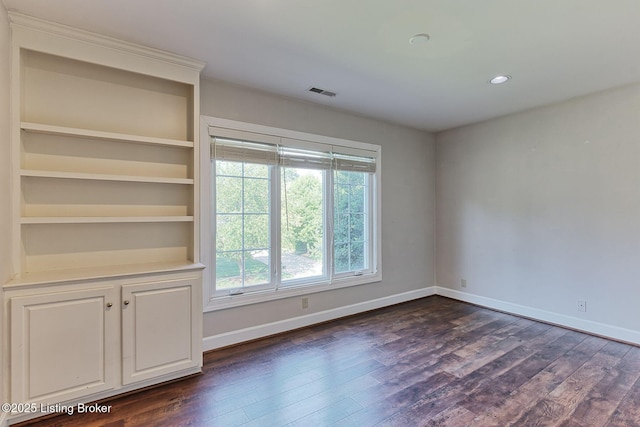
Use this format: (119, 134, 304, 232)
(17, 296, 640, 426)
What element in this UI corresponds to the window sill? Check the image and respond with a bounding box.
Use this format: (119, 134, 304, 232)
(203, 271, 381, 312)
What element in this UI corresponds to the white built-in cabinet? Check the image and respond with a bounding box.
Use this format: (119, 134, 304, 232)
(3, 12, 205, 424)
(8, 273, 201, 405)
(10, 286, 118, 404)
(121, 277, 201, 385)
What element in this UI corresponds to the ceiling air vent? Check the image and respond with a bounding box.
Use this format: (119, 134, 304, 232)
(308, 87, 337, 97)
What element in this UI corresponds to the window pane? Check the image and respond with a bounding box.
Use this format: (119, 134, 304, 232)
(335, 185, 349, 212)
(216, 160, 242, 176)
(333, 171, 370, 274)
(215, 252, 241, 290)
(244, 163, 269, 178)
(244, 178, 269, 213)
(244, 214, 269, 249)
(216, 214, 242, 252)
(350, 242, 365, 271)
(281, 168, 325, 281)
(334, 242, 350, 274)
(349, 185, 365, 213)
(216, 176, 242, 213)
(215, 160, 271, 291)
(334, 214, 349, 243)
(350, 213, 365, 242)
(244, 250, 270, 286)
(215, 251, 270, 290)
(335, 170, 349, 184)
(349, 171, 365, 185)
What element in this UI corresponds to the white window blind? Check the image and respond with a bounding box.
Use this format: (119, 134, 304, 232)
(212, 137, 279, 165)
(333, 152, 376, 173)
(279, 146, 333, 170)
(210, 128, 377, 173)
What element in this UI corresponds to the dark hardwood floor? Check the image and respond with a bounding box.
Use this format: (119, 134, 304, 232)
(17, 296, 640, 426)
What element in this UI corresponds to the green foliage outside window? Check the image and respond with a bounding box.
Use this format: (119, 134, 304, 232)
(334, 171, 367, 273)
(281, 170, 323, 260)
(216, 161, 270, 289)
(215, 161, 370, 291)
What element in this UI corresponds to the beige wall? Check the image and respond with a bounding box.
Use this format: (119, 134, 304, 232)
(436, 83, 640, 339)
(201, 78, 436, 338)
(1, 2, 10, 411)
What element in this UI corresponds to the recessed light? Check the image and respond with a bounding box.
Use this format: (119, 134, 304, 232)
(409, 33, 430, 45)
(489, 75, 511, 85)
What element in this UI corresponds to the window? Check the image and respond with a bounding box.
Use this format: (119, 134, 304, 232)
(203, 119, 381, 308)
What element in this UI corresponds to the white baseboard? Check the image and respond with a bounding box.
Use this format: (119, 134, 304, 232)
(0, 412, 7, 427)
(203, 287, 436, 351)
(436, 287, 640, 346)
(202, 285, 640, 351)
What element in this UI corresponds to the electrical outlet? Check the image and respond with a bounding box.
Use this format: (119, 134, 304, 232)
(577, 300, 587, 312)
(302, 297, 309, 309)
(461, 279, 467, 288)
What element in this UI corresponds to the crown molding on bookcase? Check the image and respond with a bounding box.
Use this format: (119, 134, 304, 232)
(8, 11, 206, 72)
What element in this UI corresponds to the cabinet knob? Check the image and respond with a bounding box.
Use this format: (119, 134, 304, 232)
(123, 300, 130, 306)
(106, 302, 113, 308)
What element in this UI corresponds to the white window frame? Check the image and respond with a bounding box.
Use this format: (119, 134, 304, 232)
(201, 116, 382, 311)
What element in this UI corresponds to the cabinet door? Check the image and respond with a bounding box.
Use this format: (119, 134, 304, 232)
(10, 287, 118, 403)
(122, 277, 201, 385)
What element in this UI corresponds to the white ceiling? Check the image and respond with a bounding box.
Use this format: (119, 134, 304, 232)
(4, 0, 640, 132)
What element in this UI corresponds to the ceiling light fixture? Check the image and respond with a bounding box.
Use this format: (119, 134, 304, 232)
(489, 75, 511, 85)
(409, 33, 430, 45)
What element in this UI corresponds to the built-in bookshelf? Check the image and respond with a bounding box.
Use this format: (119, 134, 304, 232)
(3, 15, 205, 421)
(8, 19, 205, 286)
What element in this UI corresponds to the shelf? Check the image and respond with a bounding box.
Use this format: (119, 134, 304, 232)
(21, 216, 194, 224)
(5, 261, 206, 288)
(21, 122, 194, 148)
(11, 41, 201, 290)
(21, 170, 194, 185)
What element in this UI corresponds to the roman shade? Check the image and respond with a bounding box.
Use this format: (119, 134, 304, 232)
(210, 126, 377, 173)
